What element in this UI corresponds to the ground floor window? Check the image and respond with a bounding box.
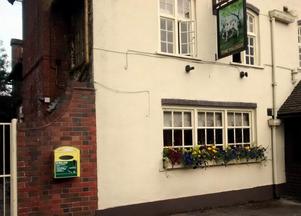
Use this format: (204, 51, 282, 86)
(163, 107, 255, 149)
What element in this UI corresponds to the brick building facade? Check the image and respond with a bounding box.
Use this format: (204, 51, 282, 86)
(7, 0, 301, 215)
(16, 0, 98, 215)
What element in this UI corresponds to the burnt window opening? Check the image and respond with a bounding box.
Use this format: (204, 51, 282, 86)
(70, 2, 85, 69)
(50, 0, 89, 83)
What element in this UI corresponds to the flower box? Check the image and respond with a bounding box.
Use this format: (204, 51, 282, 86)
(163, 145, 266, 170)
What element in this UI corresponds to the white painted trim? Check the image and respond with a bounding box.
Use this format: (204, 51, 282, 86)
(162, 107, 256, 148)
(158, 0, 196, 56)
(230, 62, 264, 69)
(10, 119, 18, 216)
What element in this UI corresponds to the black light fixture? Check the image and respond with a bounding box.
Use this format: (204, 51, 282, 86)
(240, 71, 248, 78)
(185, 65, 195, 73)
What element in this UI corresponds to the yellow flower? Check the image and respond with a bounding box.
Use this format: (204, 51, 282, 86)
(207, 147, 212, 151)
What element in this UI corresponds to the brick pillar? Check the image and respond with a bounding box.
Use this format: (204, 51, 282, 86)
(17, 82, 97, 216)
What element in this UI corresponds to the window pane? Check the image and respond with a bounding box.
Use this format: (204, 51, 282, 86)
(249, 37, 254, 46)
(232, 52, 241, 63)
(216, 129, 223, 144)
(174, 112, 182, 127)
(215, 112, 222, 127)
(228, 129, 234, 143)
(177, 0, 191, 18)
(163, 130, 172, 146)
(235, 113, 242, 126)
(167, 19, 173, 31)
(160, 0, 174, 15)
(181, 22, 187, 31)
(161, 42, 167, 52)
(160, 18, 174, 53)
(161, 30, 166, 41)
(181, 32, 188, 43)
(207, 129, 214, 144)
(164, 111, 172, 127)
(167, 43, 173, 53)
(184, 130, 193, 146)
(167, 32, 173, 42)
(207, 112, 214, 127)
(243, 113, 249, 126)
(250, 57, 254, 65)
(197, 129, 205, 145)
(246, 57, 249, 64)
(184, 112, 191, 127)
(228, 113, 234, 126)
(198, 112, 205, 127)
(160, 18, 166, 30)
(250, 47, 254, 56)
(236, 129, 242, 143)
(248, 14, 254, 33)
(174, 130, 183, 146)
(181, 44, 188, 54)
(243, 129, 250, 143)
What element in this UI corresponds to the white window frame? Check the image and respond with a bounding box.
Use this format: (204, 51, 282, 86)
(163, 107, 256, 149)
(226, 111, 252, 146)
(232, 10, 259, 66)
(196, 110, 224, 146)
(163, 109, 194, 148)
(159, 0, 196, 57)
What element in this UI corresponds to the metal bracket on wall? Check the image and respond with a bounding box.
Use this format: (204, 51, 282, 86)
(212, 0, 234, 15)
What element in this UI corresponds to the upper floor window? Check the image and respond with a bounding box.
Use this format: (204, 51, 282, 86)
(298, 21, 301, 67)
(159, 0, 196, 56)
(233, 10, 258, 65)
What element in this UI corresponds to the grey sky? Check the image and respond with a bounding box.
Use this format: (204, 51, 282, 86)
(0, 0, 22, 66)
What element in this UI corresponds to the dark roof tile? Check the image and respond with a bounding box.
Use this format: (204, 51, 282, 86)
(278, 81, 301, 117)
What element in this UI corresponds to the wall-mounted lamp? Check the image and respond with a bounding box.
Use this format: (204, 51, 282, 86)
(185, 65, 195, 73)
(240, 71, 248, 78)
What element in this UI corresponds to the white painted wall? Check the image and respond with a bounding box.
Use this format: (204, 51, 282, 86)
(93, 0, 301, 209)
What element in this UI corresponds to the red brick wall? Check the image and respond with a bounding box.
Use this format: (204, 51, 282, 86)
(18, 0, 97, 215)
(17, 83, 97, 216)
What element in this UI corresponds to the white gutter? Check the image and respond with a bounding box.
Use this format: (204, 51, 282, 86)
(269, 15, 278, 198)
(268, 9, 296, 198)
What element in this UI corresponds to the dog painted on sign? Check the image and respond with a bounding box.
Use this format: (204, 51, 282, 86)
(221, 13, 240, 42)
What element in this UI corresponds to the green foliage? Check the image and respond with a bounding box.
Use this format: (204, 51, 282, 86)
(163, 145, 267, 169)
(0, 41, 10, 95)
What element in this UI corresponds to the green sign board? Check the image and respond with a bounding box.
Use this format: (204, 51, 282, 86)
(55, 160, 77, 178)
(217, 0, 247, 59)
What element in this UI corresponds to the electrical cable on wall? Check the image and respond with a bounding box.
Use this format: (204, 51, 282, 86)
(94, 81, 151, 117)
(93, 47, 244, 73)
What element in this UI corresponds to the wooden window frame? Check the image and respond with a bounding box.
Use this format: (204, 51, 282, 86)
(159, 0, 196, 56)
(232, 10, 259, 66)
(163, 107, 256, 149)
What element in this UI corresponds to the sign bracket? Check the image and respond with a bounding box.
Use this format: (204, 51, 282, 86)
(212, 0, 235, 15)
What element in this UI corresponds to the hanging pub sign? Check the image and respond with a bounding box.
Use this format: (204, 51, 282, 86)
(217, 0, 247, 59)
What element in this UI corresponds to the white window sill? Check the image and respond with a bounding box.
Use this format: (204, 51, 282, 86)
(155, 52, 265, 70)
(160, 159, 265, 171)
(230, 62, 265, 70)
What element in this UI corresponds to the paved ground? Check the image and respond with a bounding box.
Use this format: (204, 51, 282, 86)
(170, 199, 301, 216)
